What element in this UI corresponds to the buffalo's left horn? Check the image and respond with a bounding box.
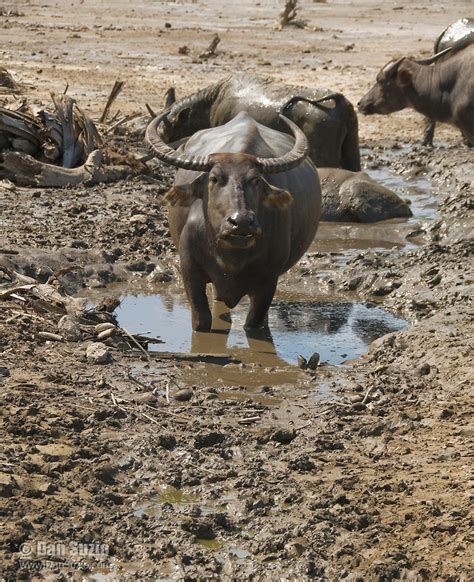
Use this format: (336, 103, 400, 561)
(414, 46, 452, 65)
(256, 115, 309, 174)
(146, 113, 214, 171)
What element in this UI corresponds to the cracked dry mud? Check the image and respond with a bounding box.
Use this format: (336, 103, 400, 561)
(1, 1, 473, 580)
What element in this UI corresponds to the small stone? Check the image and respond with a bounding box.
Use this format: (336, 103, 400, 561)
(349, 394, 364, 403)
(94, 463, 118, 485)
(126, 260, 147, 272)
(417, 363, 431, 376)
(95, 322, 116, 334)
(174, 389, 193, 402)
(133, 392, 158, 405)
(306, 352, 320, 370)
(194, 432, 225, 449)
(38, 331, 63, 342)
(86, 342, 113, 364)
(58, 315, 82, 342)
(97, 328, 115, 341)
(272, 429, 297, 444)
(405, 409, 421, 421)
(351, 402, 366, 412)
(0, 474, 17, 497)
(296, 355, 307, 369)
(158, 434, 177, 450)
(129, 214, 148, 224)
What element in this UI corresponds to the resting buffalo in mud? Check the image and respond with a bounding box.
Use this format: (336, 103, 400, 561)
(423, 18, 474, 145)
(318, 168, 412, 222)
(160, 74, 361, 171)
(358, 36, 474, 145)
(146, 111, 321, 332)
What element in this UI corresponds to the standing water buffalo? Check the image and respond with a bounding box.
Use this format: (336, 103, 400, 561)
(159, 74, 361, 171)
(358, 37, 474, 145)
(146, 111, 321, 332)
(423, 18, 474, 145)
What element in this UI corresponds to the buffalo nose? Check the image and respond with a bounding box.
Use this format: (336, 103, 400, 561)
(227, 211, 256, 230)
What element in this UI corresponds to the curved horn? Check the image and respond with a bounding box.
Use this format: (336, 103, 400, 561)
(283, 93, 343, 113)
(145, 113, 213, 172)
(379, 57, 405, 79)
(414, 46, 452, 65)
(255, 114, 309, 174)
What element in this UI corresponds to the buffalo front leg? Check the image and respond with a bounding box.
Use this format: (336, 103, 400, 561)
(245, 280, 278, 330)
(181, 258, 212, 332)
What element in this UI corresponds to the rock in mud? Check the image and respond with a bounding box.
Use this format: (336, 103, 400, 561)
(58, 315, 82, 342)
(194, 432, 225, 449)
(86, 342, 113, 364)
(417, 363, 431, 376)
(272, 428, 297, 444)
(174, 388, 193, 402)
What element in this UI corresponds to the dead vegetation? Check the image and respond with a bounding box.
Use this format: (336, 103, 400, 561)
(278, 0, 307, 30)
(0, 75, 147, 187)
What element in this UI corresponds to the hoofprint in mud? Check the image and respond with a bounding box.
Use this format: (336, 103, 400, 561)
(1, 1, 473, 580)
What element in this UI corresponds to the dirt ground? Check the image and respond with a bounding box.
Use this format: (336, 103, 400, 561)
(1, 1, 473, 580)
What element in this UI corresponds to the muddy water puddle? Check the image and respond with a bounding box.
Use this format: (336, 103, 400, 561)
(314, 164, 438, 256)
(115, 289, 407, 370)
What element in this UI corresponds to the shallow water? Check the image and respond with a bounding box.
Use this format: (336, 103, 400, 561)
(313, 163, 438, 255)
(116, 290, 407, 367)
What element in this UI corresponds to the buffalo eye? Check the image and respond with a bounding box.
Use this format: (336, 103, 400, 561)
(250, 176, 261, 186)
(209, 174, 226, 186)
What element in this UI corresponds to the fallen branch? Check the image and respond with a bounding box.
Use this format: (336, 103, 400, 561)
(0, 150, 130, 187)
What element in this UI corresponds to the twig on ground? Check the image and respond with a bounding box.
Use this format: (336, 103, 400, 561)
(99, 80, 125, 123)
(121, 326, 150, 360)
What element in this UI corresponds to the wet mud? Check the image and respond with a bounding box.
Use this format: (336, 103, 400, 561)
(1, 1, 473, 580)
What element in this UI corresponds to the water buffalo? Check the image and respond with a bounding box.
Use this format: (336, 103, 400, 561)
(318, 168, 412, 222)
(159, 74, 361, 171)
(146, 111, 321, 332)
(423, 18, 474, 145)
(358, 37, 474, 145)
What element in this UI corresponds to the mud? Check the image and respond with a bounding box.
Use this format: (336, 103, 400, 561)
(1, 1, 473, 580)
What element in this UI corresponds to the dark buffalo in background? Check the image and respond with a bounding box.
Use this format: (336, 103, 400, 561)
(358, 36, 474, 146)
(423, 18, 474, 145)
(159, 74, 361, 172)
(146, 111, 321, 332)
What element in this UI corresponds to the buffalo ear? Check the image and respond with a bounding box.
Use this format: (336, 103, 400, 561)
(261, 177, 294, 209)
(164, 186, 194, 207)
(396, 61, 413, 87)
(164, 172, 207, 207)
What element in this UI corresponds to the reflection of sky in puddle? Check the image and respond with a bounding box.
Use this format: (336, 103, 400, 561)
(116, 293, 407, 366)
(368, 166, 437, 220)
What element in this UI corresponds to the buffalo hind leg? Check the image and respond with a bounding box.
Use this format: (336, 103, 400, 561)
(245, 280, 278, 330)
(422, 119, 436, 147)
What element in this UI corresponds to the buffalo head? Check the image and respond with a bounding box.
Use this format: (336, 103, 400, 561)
(146, 113, 308, 250)
(358, 57, 413, 115)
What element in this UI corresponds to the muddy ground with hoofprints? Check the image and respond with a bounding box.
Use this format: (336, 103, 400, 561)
(0, 1, 473, 580)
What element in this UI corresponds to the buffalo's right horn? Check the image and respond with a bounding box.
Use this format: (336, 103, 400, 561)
(379, 57, 406, 78)
(145, 113, 213, 172)
(255, 115, 309, 174)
